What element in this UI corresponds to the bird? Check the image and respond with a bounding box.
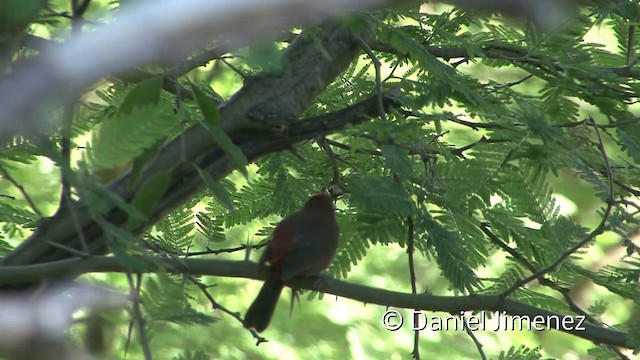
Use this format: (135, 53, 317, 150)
(243, 193, 340, 332)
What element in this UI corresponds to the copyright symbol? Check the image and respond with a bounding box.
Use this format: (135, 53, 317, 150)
(382, 310, 403, 331)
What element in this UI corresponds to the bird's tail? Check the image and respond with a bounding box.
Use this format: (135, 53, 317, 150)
(243, 269, 284, 332)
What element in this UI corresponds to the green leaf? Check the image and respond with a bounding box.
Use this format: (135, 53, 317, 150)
(141, 274, 217, 325)
(0, 0, 47, 27)
(618, 128, 640, 162)
(196, 213, 226, 243)
(246, 43, 283, 73)
(119, 77, 163, 115)
(349, 176, 414, 215)
(190, 82, 220, 127)
(88, 105, 177, 171)
(0, 235, 12, 255)
(128, 166, 175, 229)
(200, 122, 248, 178)
(191, 81, 248, 178)
(498, 345, 542, 360)
(421, 213, 481, 292)
(0, 201, 39, 228)
(341, 13, 373, 36)
(130, 139, 164, 188)
(194, 164, 234, 211)
(381, 143, 412, 179)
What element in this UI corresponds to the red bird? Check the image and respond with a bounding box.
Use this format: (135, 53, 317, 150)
(243, 193, 340, 332)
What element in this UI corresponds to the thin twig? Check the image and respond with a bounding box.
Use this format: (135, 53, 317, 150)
(406, 216, 420, 360)
(382, 60, 400, 84)
(357, 38, 387, 121)
(59, 102, 73, 210)
(57, 0, 90, 255)
(187, 274, 267, 344)
(500, 117, 615, 298)
(554, 117, 640, 129)
(555, 139, 640, 197)
(218, 56, 246, 79)
(61, 1, 90, 200)
(124, 316, 134, 359)
(324, 138, 382, 156)
(45, 240, 88, 257)
(317, 138, 342, 186)
(463, 315, 487, 360)
(407, 217, 418, 294)
(126, 273, 153, 360)
(0, 164, 43, 217)
(587, 117, 615, 200)
(612, 347, 632, 360)
(452, 136, 511, 158)
(186, 242, 269, 257)
(147, 242, 265, 344)
(64, 190, 90, 255)
(486, 74, 534, 92)
(480, 224, 604, 326)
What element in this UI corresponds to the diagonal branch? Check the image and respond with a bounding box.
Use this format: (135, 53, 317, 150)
(0, 0, 382, 143)
(3, 87, 400, 277)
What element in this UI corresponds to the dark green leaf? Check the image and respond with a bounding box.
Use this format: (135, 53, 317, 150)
(381, 143, 412, 179)
(128, 166, 175, 229)
(200, 122, 248, 178)
(194, 164, 234, 211)
(349, 176, 413, 215)
(130, 139, 165, 188)
(190, 82, 220, 127)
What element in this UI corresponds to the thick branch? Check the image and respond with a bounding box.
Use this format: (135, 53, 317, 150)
(0, 256, 630, 349)
(0, 0, 381, 143)
(2, 20, 371, 268)
(2, 83, 400, 272)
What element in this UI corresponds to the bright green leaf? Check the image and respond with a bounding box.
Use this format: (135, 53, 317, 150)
(88, 105, 177, 171)
(119, 77, 163, 115)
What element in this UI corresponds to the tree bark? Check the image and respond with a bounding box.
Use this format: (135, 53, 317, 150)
(1, 21, 399, 285)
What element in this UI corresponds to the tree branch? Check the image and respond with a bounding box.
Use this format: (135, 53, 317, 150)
(2, 73, 401, 273)
(0, 0, 382, 143)
(371, 42, 640, 98)
(0, 256, 631, 349)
